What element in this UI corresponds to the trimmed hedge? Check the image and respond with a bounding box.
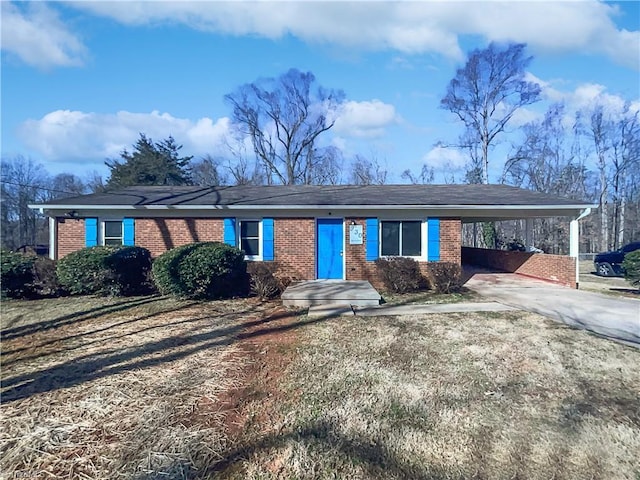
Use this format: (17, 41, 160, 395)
(423, 262, 463, 294)
(152, 242, 247, 299)
(1, 249, 36, 298)
(622, 250, 640, 288)
(375, 257, 425, 293)
(1, 251, 64, 298)
(56, 245, 153, 296)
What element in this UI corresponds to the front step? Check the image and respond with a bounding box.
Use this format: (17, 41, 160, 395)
(282, 280, 381, 307)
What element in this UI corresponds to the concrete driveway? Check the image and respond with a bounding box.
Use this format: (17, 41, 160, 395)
(465, 271, 640, 346)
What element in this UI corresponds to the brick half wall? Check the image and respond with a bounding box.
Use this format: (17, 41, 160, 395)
(462, 247, 576, 288)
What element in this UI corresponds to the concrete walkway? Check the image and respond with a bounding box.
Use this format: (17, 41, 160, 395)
(307, 301, 515, 317)
(465, 272, 640, 346)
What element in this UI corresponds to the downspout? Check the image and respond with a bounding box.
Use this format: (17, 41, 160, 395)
(570, 208, 592, 289)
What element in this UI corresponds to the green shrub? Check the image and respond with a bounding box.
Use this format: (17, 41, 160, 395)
(32, 257, 64, 297)
(375, 257, 425, 293)
(57, 246, 153, 296)
(622, 250, 640, 288)
(247, 261, 282, 299)
(152, 242, 247, 299)
(423, 262, 463, 294)
(1, 249, 35, 298)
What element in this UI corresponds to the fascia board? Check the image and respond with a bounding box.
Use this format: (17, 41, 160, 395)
(30, 203, 597, 211)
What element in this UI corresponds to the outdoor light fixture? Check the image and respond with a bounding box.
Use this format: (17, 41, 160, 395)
(65, 210, 79, 219)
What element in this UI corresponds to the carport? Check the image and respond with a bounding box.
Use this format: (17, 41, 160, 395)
(456, 202, 595, 288)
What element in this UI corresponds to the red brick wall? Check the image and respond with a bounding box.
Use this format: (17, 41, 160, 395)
(274, 218, 315, 280)
(344, 218, 383, 288)
(345, 217, 462, 289)
(56, 218, 85, 259)
(440, 219, 461, 263)
(55, 216, 464, 286)
(462, 247, 576, 288)
(135, 218, 223, 257)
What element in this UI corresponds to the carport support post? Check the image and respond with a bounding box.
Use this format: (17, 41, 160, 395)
(525, 218, 533, 248)
(570, 208, 592, 289)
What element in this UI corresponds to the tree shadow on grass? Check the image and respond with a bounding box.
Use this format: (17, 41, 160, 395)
(1, 307, 331, 403)
(610, 287, 639, 295)
(206, 419, 456, 480)
(0, 296, 164, 341)
(1, 300, 202, 366)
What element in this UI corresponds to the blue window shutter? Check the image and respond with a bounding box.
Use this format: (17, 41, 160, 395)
(262, 218, 274, 261)
(427, 218, 440, 261)
(123, 218, 135, 246)
(223, 218, 236, 247)
(85, 218, 98, 247)
(366, 218, 379, 261)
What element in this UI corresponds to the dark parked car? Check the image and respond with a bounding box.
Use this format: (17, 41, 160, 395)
(594, 241, 640, 277)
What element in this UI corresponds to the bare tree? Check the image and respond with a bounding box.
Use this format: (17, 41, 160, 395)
(590, 105, 611, 250)
(401, 164, 434, 184)
(48, 173, 87, 200)
(1, 156, 51, 249)
(349, 154, 388, 185)
(85, 171, 106, 193)
(589, 104, 640, 250)
(503, 104, 591, 253)
(306, 146, 343, 185)
(609, 106, 639, 248)
(225, 68, 344, 185)
(441, 42, 541, 184)
(219, 132, 265, 185)
(190, 155, 228, 186)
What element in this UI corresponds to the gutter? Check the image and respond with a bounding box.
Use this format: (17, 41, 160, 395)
(29, 203, 597, 211)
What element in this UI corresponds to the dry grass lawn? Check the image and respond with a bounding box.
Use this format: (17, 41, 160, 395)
(2, 295, 639, 479)
(1, 295, 289, 479)
(225, 312, 640, 480)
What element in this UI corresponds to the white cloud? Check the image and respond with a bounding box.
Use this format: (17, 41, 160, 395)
(534, 78, 639, 119)
(333, 100, 398, 138)
(508, 107, 541, 128)
(18, 100, 400, 163)
(68, 1, 639, 68)
(18, 110, 232, 162)
(423, 145, 467, 170)
(1, 2, 86, 69)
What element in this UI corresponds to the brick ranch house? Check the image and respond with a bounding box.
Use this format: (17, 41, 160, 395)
(31, 184, 595, 288)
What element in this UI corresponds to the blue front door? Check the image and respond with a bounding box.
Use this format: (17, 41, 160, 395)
(317, 218, 343, 279)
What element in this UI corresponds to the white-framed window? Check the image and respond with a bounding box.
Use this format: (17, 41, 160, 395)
(380, 220, 423, 257)
(102, 220, 123, 246)
(239, 219, 262, 260)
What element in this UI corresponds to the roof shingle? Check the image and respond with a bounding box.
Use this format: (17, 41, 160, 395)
(36, 184, 591, 207)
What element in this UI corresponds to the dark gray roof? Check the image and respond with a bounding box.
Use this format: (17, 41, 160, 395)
(36, 184, 591, 207)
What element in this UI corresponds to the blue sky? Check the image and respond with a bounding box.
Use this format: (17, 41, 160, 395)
(2, 1, 639, 183)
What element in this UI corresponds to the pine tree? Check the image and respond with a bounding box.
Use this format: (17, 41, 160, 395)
(106, 134, 193, 188)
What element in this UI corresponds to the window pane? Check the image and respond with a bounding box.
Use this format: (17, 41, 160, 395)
(104, 221, 122, 238)
(241, 221, 259, 238)
(381, 221, 400, 256)
(242, 238, 259, 256)
(402, 221, 422, 256)
(104, 238, 123, 246)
